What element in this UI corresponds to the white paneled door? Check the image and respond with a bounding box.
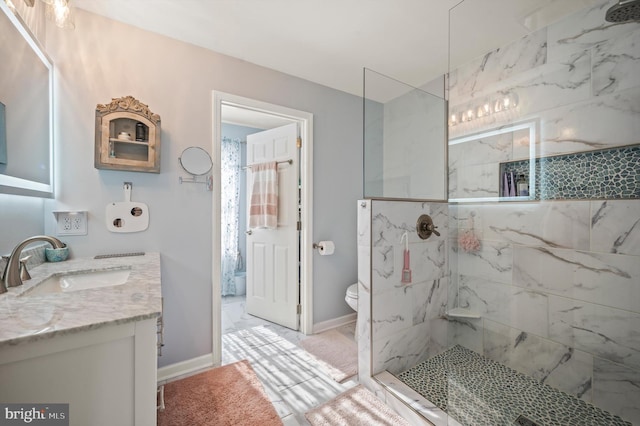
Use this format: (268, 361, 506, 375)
(245, 123, 299, 330)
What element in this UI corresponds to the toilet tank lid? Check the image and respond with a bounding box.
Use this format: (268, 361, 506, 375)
(347, 283, 358, 298)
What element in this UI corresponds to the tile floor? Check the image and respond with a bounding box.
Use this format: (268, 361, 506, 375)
(221, 295, 358, 425)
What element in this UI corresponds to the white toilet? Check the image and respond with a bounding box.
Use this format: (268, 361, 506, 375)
(345, 283, 358, 312)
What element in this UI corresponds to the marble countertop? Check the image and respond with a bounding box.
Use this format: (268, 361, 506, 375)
(0, 252, 162, 348)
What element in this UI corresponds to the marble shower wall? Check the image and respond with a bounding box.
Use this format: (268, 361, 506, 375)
(448, 1, 640, 423)
(364, 200, 449, 376)
(448, 1, 640, 200)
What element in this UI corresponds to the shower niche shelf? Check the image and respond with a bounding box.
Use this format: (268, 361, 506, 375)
(445, 308, 481, 319)
(499, 144, 640, 201)
(95, 96, 161, 173)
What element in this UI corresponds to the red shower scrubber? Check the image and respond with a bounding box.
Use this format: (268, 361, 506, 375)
(458, 214, 481, 253)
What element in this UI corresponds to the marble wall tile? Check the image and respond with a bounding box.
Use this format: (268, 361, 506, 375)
(455, 240, 512, 284)
(592, 28, 640, 96)
(428, 203, 449, 235)
(547, 0, 640, 65)
(483, 319, 593, 401)
(369, 200, 450, 378)
(510, 54, 592, 116)
(591, 200, 640, 256)
(358, 245, 371, 293)
(412, 278, 448, 326)
(449, 28, 547, 100)
(448, 162, 500, 199)
(538, 87, 640, 156)
(469, 202, 591, 250)
(358, 290, 373, 383)
(428, 318, 449, 359)
(458, 275, 548, 337)
(373, 322, 431, 375)
(372, 201, 448, 294)
(372, 287, 412, 339)
(373, 200, 447, 234)
(448, 317, 483, 354)
(449, 55, 592, 140)
(372, 244, 395, 291)
(442, 0, 639, 421)
(410, 240, 447, 283)
(514, 246, 640, 313)
(357, 200, 374, 387)
(593, 357, 640, 424)
(548, 296, 640, 371)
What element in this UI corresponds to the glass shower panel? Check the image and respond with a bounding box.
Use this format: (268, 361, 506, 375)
(441, 0, 640, 424)
(363, 68, 446, 200)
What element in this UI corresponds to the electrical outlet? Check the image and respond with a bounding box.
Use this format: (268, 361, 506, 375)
(53, 211, 88, 236)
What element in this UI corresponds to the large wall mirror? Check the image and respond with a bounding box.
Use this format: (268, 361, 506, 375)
(0, 1, 53, 197)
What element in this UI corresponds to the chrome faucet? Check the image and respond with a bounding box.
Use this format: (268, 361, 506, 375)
(1, 235, 65, 294)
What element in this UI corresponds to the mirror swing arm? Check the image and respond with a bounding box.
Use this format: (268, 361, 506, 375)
(178, 146, 213, 191)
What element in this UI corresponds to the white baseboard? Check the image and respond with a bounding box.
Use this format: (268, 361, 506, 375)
(157, 353, 215, 383)
(312, 312, 356, 334)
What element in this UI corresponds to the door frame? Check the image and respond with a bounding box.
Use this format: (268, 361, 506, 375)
(212, 91, 314, 365)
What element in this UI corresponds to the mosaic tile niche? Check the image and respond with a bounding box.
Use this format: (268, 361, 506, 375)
(501, 144, 640, 200)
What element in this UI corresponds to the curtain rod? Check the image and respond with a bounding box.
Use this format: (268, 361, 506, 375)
(222, 136, 246, 144)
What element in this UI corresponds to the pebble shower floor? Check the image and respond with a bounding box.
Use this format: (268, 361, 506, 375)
(397, 345, 631, 426)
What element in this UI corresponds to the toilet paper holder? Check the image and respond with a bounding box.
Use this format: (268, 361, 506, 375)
(312, 241, 335, 255)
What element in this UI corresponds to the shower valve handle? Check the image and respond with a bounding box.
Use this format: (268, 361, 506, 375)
(425, 223, 440, 237)
(417, 214, 440, 239)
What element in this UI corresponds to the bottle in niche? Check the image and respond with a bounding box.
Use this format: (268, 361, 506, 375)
(135, 122, 146, 142)
(517, 174, 529, 196)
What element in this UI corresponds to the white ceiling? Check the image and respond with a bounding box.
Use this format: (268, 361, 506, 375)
(72, 0, 460, 97)
(73, 0, 602, 98)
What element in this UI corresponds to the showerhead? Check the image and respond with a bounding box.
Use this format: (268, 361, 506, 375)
(605, 0, 640, 23)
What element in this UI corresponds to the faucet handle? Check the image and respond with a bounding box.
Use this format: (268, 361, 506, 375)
(19, 256, 31, 281)
(1, 256, 9, 281)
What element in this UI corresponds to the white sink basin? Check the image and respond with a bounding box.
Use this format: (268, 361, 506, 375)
(25, 269, 131, 296)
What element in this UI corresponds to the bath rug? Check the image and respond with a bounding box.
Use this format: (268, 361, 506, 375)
(305, 385, 411, 426)
(157, 359, 282, 426)
(300, 328, 358, 383)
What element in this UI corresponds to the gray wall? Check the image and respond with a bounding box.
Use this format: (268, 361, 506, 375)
(0, 194, 44, 253)
(0, 8, 364, 367)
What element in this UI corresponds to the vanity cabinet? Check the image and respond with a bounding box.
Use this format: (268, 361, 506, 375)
(95, 96, 161, 173)
(0, 319, 158, 426)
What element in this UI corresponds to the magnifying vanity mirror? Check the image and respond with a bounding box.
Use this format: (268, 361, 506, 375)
(179, 146, 213, 190)
(0, 1, 54, 197)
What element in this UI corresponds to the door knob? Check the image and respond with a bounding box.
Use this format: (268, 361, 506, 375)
(246, 230, 253, 235)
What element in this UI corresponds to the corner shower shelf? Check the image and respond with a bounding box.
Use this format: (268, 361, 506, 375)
(445, 308, 481, 319)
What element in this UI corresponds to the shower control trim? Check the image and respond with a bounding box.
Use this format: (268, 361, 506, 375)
(417, 214, 440, 240)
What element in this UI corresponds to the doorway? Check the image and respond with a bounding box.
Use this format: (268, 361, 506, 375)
(212, 92, 314, 366)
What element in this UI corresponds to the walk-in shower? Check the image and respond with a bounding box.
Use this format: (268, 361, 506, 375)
(360, 0, 640, 424)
